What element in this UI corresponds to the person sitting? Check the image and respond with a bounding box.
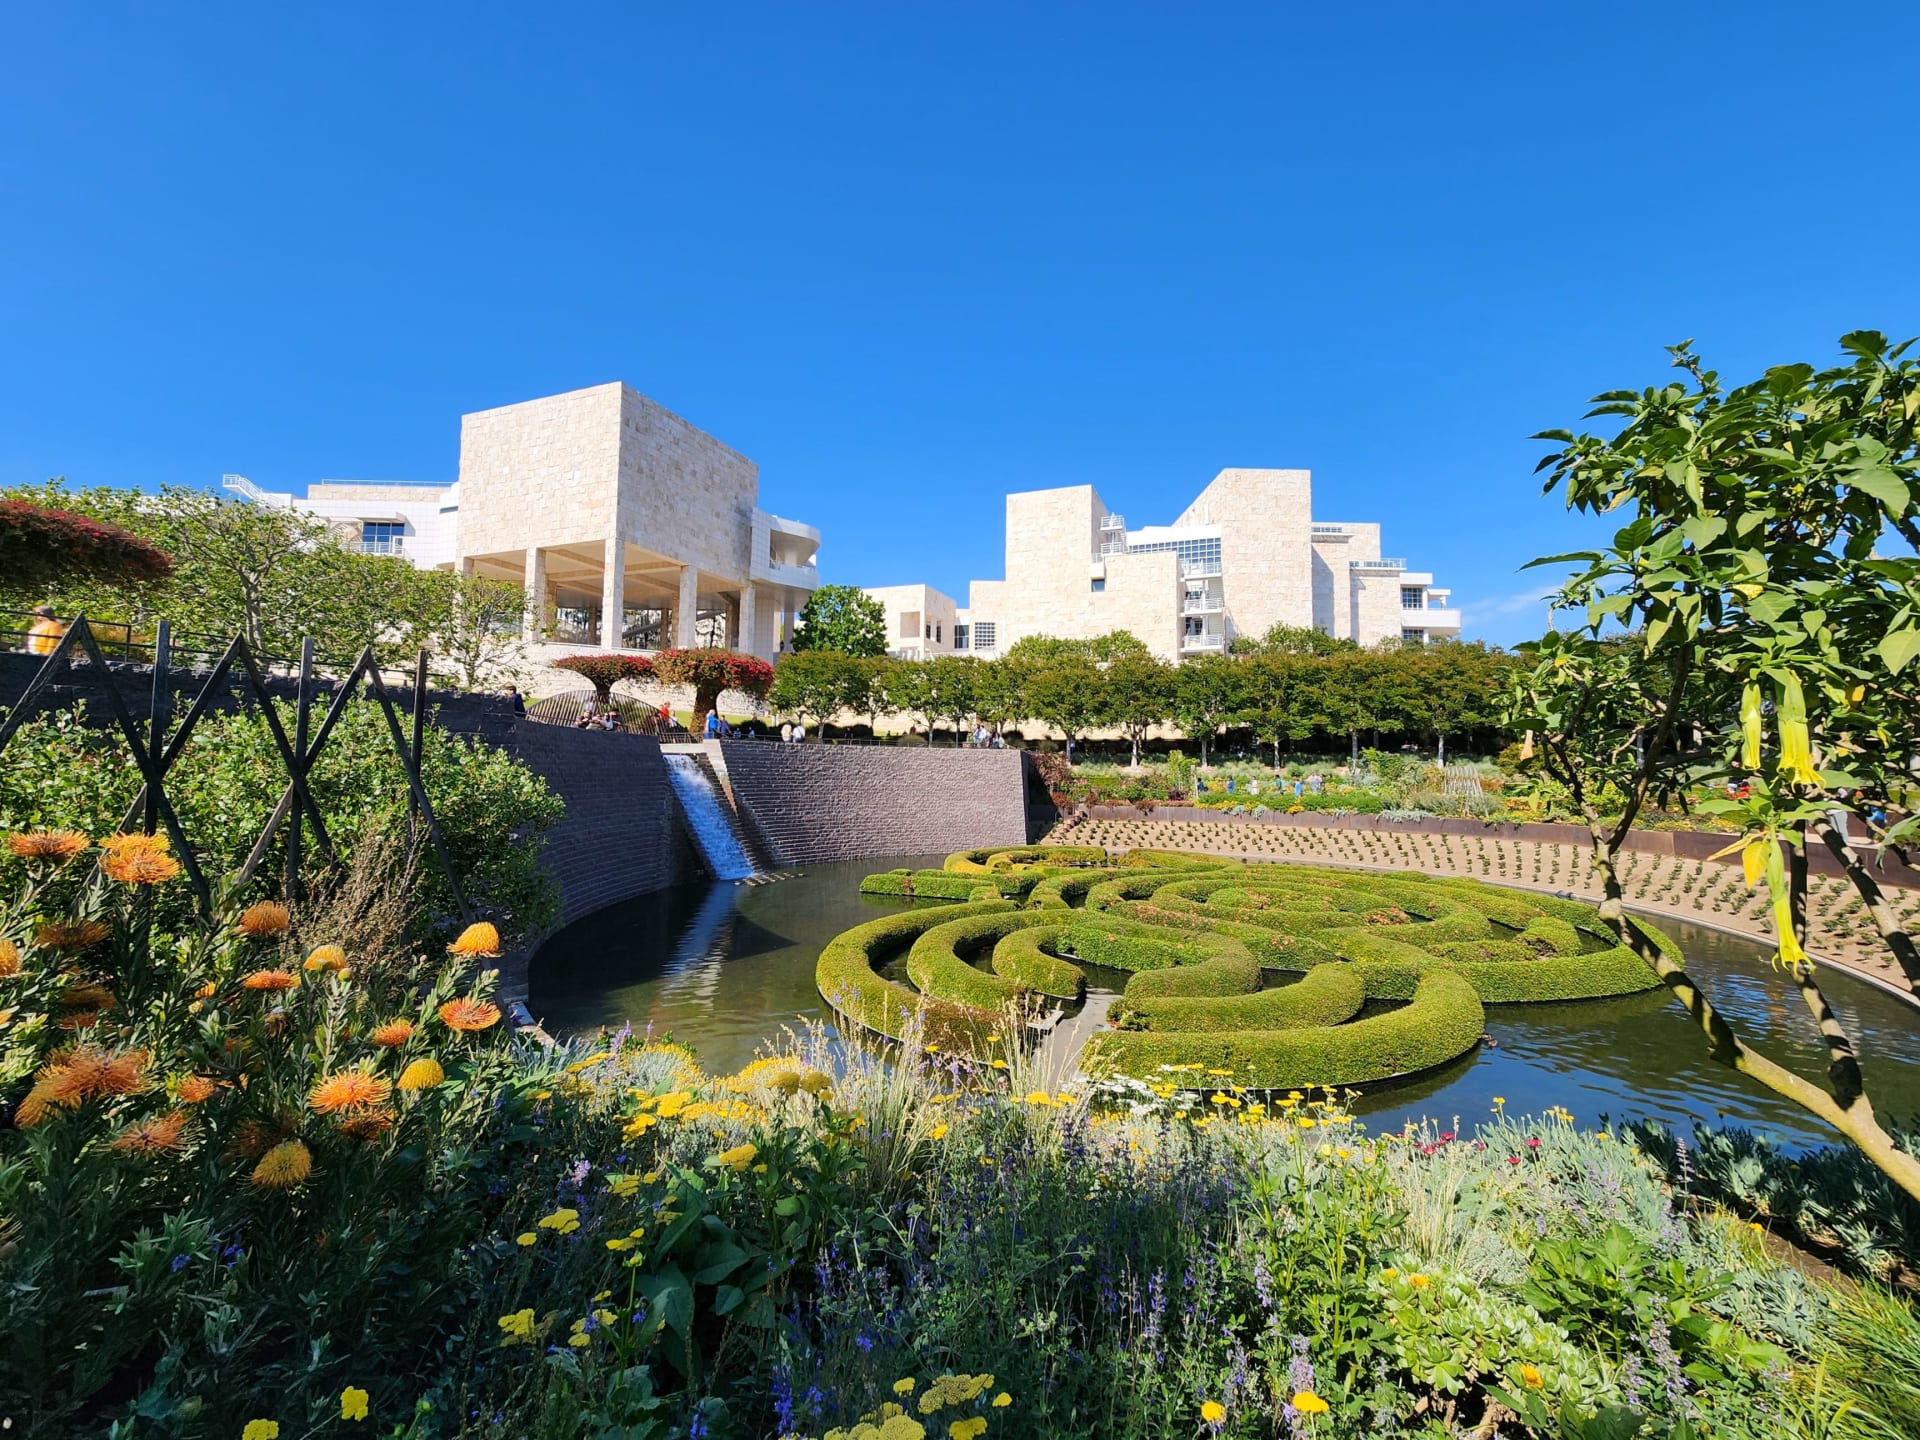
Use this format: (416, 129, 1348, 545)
(576, 699, 600, 729)
(600, 710, 619, 731)
(26, 605, 66, 656)
(780, 721, 793, 744)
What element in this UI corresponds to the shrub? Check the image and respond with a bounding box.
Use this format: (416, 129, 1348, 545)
(0, 499, 174, 590)
(905, 911, 1045, 1010)
(813, 900, 1011, 1048)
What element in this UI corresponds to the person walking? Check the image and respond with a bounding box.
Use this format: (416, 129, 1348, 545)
(791, 718, 806, 744)
(780, 721, 793, 744)
(502, 683, 527, 718)
(26, 605, 65, 656)
(704, 709, 720, 740)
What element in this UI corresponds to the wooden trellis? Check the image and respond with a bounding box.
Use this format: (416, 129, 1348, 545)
(0, 616, 469, 921)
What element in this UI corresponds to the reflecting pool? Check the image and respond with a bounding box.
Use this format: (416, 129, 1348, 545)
(529, 855, 1920, 1149)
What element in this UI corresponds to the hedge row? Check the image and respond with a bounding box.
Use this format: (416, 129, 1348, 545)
(1112, 961, 1367, 1035)
(989, 925, 1086, 999)
(814, 900, 1011, 1048)
(906, 911, 1054, 1010)
(1083, 969, 1487, 1089)
(859, 868, 1043, 900)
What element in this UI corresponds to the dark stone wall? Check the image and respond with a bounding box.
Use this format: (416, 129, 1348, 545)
(716, 740, 1029, 865)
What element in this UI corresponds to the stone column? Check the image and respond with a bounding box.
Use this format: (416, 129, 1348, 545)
(600, 536, 625, 649)
(675, 564, 700, 648)
(523, 547, 547, 639)
(739, 583, 758, 657)
(458, 556, 476, 579)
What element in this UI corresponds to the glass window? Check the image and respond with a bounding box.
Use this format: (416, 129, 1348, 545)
(954, 625, 969, 650)
(360, 522, 404, 555)
(1401, 586, 1425, 610)
(972, 622, 997, 651)
(1401, 628, 1427, 644)
(1091, 578, 1106, 592)
(1128, 536, 1222, 575)
(935, 623, 942, 642)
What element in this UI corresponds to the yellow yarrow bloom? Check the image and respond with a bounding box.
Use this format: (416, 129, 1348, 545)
(1292, 1390, 1330, 1415)
(497, 1308, 536, 1344)
(712, 1143, 758, 1172)
(991, 1392, 1011, 1408)
(894, 1377, 916, 1395)
(340, 1386, 369, 1421)
(516, 1232, 538, 1246)
(242, 1423, 280, 1440)
(929, 1123, 949, 1140)
(1200, 1400, 1226, 1423)
(538, 1207, 581, 1234)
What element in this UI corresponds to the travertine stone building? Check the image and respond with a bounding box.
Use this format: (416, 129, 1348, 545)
(232, 383, 820, 663)
(863, 583, 959, 660)
(874, 469, 1457, 663)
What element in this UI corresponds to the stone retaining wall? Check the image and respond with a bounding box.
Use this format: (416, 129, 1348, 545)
(717, 741, 1029, 865)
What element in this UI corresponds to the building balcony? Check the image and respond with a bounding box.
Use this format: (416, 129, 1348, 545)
(1181, 596, 1223, 615)
(751, 558, 820, 590)
(1350, 558, 1407, 572)
(1181, 632, 1226, 652)
(1180, 559, 1222, 579)
(360, 536, 405, 556)
(1416, 606, 1462, 631)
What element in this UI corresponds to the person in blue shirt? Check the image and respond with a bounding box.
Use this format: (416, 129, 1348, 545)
(704, 710, 720, 739)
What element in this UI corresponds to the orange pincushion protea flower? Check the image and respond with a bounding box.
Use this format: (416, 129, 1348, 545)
(251, 1138, 313, 1188)
(438, 997, 502, 1033)
(240, 969, 297, 992)
(43, 1046, 147, 1103)
(397, 1057, 445, 1091)
(103, 850, 183, 885)
(302, 944, 348, 973)
(177, 1075, 218, 1104)
(0, 938, 21, 977)
(101, 831, 170, 858)
(308, 1069, 392, 1115)
(109, 1110, 191, 1154)
(337, 1107, 396, 1141)
(237, 902, 291, 940)
(34, 920, 111, 952)
(448, 921, 501, 958)
(369, 1019, 414, 1047)
(7, 829, 90, 863)
(13, 1078, 65, 1126)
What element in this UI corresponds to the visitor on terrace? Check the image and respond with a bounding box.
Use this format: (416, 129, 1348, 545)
(25, 605, 64, 656)
(502, 683, 526, 718)
(704, 709, 720, 739)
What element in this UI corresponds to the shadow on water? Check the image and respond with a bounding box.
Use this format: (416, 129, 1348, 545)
(531, 866, 1920, 1151)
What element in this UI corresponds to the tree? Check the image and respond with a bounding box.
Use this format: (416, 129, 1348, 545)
(1009, 638, 1104, 751)
(1235, 653, 1315, 767)
(1409, 642, 1512, 764)
(0, 500, 172, 593)
(1100, 649, 1172, 768)
(925, 655, 981, 743)
(770, 650, 863, 735)
(790, 584, 887, 657)
(970, 652, 1029, 740)
(1231, 623, 1356, 657)
(1167, 652, 1242, 767)
(1511, 331, 1920, 1199)
(653, 648, 775, 728)
(851, 655, 899, 734)
(551, 653, 654, 706)
(421, 571, 534, 691)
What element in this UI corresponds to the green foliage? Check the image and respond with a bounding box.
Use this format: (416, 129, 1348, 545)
(0, 701, 562, 944)
(811, 900, 1013, 1047)
(653, 647, 775, 725)
(0, 498, 173, 591)
(551, 652, 654, 703)
(791, 584, 888, 657)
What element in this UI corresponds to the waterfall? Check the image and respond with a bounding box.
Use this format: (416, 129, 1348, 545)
(663, 754, 757, 880)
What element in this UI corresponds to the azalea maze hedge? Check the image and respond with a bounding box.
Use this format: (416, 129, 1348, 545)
(823, 847, 1669, 1089)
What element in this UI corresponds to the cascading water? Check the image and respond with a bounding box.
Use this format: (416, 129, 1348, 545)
(663, 754, 757, 880)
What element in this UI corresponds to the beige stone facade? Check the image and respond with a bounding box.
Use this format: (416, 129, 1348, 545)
(912, 469, 1456, 662)
(241, 384, 820, 678)
(864, 583, 960, 659)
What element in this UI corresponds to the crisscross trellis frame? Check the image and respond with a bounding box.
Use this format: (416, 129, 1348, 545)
(0, 616, 470, 922)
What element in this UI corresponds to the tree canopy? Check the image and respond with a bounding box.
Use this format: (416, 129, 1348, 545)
(789, 584, 887, 657)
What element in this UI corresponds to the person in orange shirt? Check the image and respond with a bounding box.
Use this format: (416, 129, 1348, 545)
(26, 605, 65, 656)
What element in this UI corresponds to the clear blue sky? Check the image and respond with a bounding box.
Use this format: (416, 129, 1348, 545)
(5, 4, 1916, 646)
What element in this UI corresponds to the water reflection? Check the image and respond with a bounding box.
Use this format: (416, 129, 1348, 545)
(529, 863, 1920, 1151)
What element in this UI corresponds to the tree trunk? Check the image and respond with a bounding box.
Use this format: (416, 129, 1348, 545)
(1437, 733, 1447, 765)
(1811, 817, 1920, 992)
(1350, 730, 1359, 766)
(1199, 734, 1210, 768)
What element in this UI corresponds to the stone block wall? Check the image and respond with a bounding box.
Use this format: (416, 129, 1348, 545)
(716, 741, 1029, 864)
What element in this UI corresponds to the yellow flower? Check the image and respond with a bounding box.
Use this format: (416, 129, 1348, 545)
(991, 1392, 1011, 1408)
(0, 937, 18, 977)
(1409, 1273, 1430, 1289)
(304, 944, 348, 973)
(654, 1091, 691, 1118)
(929, 1123, 949, 1140)
(1381, 1267, 1398, 1280)
(242, 1422, 280, 1440)
(397, 1058, 445, 1091)
(178, 1075, 217, 1104)
(1200, 1400, 1226, 1423)
(497, 1308, 536, 1344)
(448, 921, 502, 958)
(712, 1143, 758, 1172)
(516, 1232, 538, 1246)
(341, 1386, 369, 1421)
(894, 1377, 917, 1395)
(1520, 1363, 1544, 1389)
(538, 1207, 581, 1234)
(250, 1139, 313, 1189)
(987, 1058, 1007, 1070)
(949, 1420, 986, 1440)
(1292, 1390, 1329, 1415)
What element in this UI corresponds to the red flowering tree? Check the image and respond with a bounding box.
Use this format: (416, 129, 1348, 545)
(0, 501, 173, 591)
(652, 648, 775, 728)
(550, 653, 654, 704)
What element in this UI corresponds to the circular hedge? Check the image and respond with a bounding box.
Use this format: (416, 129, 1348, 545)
(820, 848, 1671, 1090)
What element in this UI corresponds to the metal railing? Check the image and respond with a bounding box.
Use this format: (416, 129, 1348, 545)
(1351, 558, 1407, 570)
(360, 536, 406, 556)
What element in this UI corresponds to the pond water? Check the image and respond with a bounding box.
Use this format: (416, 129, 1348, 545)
(529, 854, 1920, 1150)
